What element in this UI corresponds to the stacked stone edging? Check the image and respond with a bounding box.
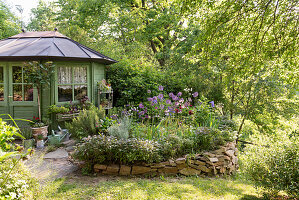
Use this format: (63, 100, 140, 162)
(93, 142, 238, 176)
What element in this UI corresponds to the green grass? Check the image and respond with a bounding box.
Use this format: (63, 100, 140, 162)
(37, 175, 262, 200)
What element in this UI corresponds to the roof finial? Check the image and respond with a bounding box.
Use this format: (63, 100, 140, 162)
(21, 29, 25, 33)
(54, 28, 58, 31)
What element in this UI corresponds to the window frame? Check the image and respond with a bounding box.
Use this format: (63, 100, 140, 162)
(55, 63, 90, 105)
(11, 65, 35, 102)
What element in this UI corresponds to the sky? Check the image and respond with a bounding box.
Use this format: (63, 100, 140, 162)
(4, 0, 53, 24)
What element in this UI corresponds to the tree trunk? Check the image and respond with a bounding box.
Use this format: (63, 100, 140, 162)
(37, 87, 41, 120)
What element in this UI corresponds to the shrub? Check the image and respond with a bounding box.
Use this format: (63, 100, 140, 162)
(192, 127, 234, 151)
(0, 159, 36, 199)
(72, 134, 162, 166)
(65, 106, 106, 139)
(108, 117, 131, 139)
(159, 134, 195, 158)
(241, 132, 299, 198)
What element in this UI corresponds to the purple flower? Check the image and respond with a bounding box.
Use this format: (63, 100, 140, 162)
(188, 97, 192, 102)
(139, 103, 144, 108)
(160, 104, 165, 109)
(152, 99, 158, 104)
(147, 90, 151, 93)
(209, 101, 215, 108)
(172, 95, 179, 101)
(177, 92, 182, 97)
(166, 99, 171, 104)
(192, 92, 198, 97)
(147, 97, 153, 102)
(159, 85, 164, 91)
(153, 96, 158, 101)
(158, 94, 164, 100)
(169, 93, 174, 98)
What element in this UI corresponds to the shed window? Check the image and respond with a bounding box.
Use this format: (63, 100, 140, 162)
(57, 66, 87, 102)
(12, 66, 33, 101)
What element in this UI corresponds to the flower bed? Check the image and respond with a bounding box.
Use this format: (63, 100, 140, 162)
(90, 142, 238, 176)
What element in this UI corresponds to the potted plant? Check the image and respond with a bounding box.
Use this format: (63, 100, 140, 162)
(98, 79, 112, 92)
(22, 128, 34, 149)
(36, 134, 45, 149)
(30, 116, 48, 140)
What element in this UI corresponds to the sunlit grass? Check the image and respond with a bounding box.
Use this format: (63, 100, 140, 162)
(37, 176, 261, 200)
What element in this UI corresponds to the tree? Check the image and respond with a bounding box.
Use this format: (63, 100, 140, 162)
(0, 1, 19, 39)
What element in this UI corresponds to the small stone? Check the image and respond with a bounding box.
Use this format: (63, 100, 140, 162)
(196, 165, 212, 173)
(203, 152, 216, 157)
(220, 167, 226, 174)
(102, 164, 119, 175)
(44, 149, 68, 159)
(232, 156, 238, 164)
(158, 167, 178, 174)
(94, 164, 107, 170)
(175, 158, 186, 164)
(225, 150, 235, 157)
(168, 159, 176, 166)
(151, 163, 166, 169)
(213, 147, 226, 154)
(194, 160, 206, 165)
(131, 166, 151, 175)
(65, 146, 74, 152)
(62, 139, 76, 147)
(179, 168, 201, 176)
(119, 165, 131, 176)
(214, 161, 224, 166)
(177, 163, 187, 170)
(209, 157, 219, 162)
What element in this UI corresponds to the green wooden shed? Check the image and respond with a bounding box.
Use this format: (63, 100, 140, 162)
(0, 30, 117, 124)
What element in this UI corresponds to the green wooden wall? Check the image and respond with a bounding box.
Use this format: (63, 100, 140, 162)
(0, 61, 106, 129)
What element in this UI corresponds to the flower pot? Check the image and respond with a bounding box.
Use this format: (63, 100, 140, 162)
(22, 139, 34, 149)
(31, 126, 48, 140)
(36, 140, 45, 149)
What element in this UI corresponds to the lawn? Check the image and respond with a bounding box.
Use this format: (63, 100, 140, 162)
(37, 175, 261, 200)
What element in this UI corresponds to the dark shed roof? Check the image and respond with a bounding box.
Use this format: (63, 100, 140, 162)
(0, 31, 117, 64)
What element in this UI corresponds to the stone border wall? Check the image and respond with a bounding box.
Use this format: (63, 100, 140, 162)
(94, 142, 238, 176)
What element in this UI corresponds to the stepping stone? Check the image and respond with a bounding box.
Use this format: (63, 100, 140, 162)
(44, 149, 68, 159)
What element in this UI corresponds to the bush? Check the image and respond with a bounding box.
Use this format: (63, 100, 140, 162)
(241, 132, 299, 198)
(72, 134, 162, 166)
(0, 160, 36, 199)
(108, 117, 132, 139)
(65, 106, 106, 139)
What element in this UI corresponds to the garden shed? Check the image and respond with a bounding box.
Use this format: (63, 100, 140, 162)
(0, 30, 117, 123)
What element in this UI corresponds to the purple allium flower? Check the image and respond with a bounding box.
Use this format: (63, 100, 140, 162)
(192, 92, 199, 97)
(158, 94, 164, 100)
(166, 99, 171, 104)
(169, 93, 174, 98)
(155, 107, 158, 109)
(139, 103, 144, 108)
(172, 95, 179, 101)
(147, 97, 153, 102)
(147, 90, 151, 93)
(177, 92, 182, 97)
(209, 101, 215, 108)
(159, 85, 164, 91)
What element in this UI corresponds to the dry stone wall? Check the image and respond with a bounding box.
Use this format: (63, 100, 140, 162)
(94, 142, 238, 176)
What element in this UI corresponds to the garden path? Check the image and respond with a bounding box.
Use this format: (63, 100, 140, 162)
(24, 141, 78, 183)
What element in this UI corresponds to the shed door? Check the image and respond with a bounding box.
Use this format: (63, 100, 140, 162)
(0, 64, 38, 126)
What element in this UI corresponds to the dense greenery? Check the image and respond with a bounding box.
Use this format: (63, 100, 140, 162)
(0, 0, 297, 198)
(0, 0, 19, 40)
(240, 122, 298, 198)
(0, 118, 35, 199)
